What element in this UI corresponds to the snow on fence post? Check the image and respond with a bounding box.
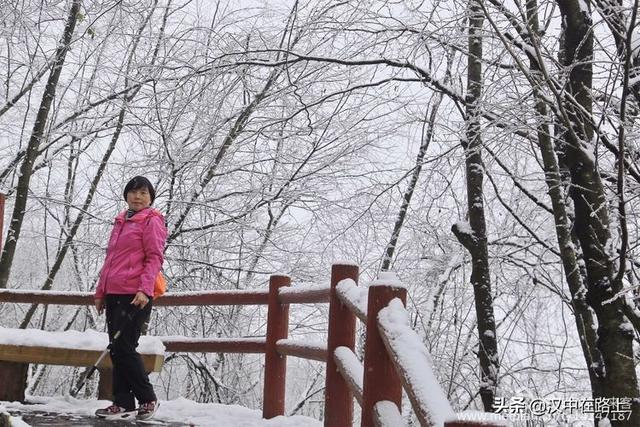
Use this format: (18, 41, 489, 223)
(361, 279, 406, 427)
(262, 274, 290, 419)
(324, 263, 359, 427)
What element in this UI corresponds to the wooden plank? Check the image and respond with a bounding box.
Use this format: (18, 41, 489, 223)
(278, 287, 330, 304)
(0, 290, 270, 306)
(0, 291, 93, 305)
(276, 339, 327, 362)
(162, 338, 266, 354)
(0, 344, 163, 372)
(157, 291, 269, 306)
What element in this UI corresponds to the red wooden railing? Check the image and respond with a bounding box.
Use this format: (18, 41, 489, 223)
(0, 195, 503, 426)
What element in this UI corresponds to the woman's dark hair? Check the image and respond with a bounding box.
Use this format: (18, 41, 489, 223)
(123, 176, 156, 204)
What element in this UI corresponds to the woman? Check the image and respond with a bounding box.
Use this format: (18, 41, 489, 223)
(94, 176, 167, 421)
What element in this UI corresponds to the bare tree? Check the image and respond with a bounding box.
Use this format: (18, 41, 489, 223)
(450, 0, 499, 411)
(0, 0, 81, 288)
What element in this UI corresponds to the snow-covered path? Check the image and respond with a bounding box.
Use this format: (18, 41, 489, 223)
(1, 396, 321, 427)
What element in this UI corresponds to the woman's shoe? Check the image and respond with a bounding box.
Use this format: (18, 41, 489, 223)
(136, 400, 159, 420)
(95, 404, 136, 420)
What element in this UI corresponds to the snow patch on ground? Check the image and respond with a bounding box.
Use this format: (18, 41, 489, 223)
(2, 395, 322, 426)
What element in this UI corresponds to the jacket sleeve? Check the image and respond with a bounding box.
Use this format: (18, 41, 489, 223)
(139, 214, 168, 297)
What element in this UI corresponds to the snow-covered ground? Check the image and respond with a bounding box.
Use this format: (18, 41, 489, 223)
(1, 396, 321, 426)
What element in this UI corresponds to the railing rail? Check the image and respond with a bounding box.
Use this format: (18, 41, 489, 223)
(377, 298, 455, 426)
(0, 289, 270, 306)
(160, 337, 266, 354)
(333, 346, 363, 405)
(276, 339, 327, 362)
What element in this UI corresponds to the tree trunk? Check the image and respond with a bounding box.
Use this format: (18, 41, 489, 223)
(524, 0, 604, 399)
(555, 1, 640, 424)
(451, 0, 498, 412)
(381, 51, 452, 271)
(0, 0, 81, 288)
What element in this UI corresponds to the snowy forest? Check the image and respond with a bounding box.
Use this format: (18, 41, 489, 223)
(1, 0, 640, 425)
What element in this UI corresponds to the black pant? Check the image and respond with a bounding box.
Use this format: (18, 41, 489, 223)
(105, 294, 156, 410)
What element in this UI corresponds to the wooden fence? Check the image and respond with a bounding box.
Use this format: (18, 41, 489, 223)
(0, 266, 504, 426)
(0, 195, 504, 426)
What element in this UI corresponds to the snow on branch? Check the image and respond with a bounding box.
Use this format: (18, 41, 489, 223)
(451, 221, 476, 251)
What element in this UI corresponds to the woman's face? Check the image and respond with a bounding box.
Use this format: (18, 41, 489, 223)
(126, 187, 152, 211)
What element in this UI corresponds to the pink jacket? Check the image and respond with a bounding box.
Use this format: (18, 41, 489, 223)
(95, 207, 168, 299)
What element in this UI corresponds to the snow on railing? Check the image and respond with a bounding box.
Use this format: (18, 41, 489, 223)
(0, 327, 164, 355)
(377, 299, 455, 426)
(335, 278, 367, 321)
(329, 270, 506, 427)
(333, 346, 363, 404)
(278, 282, 330, 304)
(374, 401, 406, 427)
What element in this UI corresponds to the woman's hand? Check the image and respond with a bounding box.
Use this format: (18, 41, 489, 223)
(95, 298, 104, 315)
(131, 291, 150, 308)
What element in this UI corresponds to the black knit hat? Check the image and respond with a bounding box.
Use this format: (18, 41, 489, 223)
(123, 176, 156, 204)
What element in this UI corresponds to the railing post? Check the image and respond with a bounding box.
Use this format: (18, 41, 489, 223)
(263, 274, 290, 419)
(361, 281, 407, 427)
(324, 263, 359, 427)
